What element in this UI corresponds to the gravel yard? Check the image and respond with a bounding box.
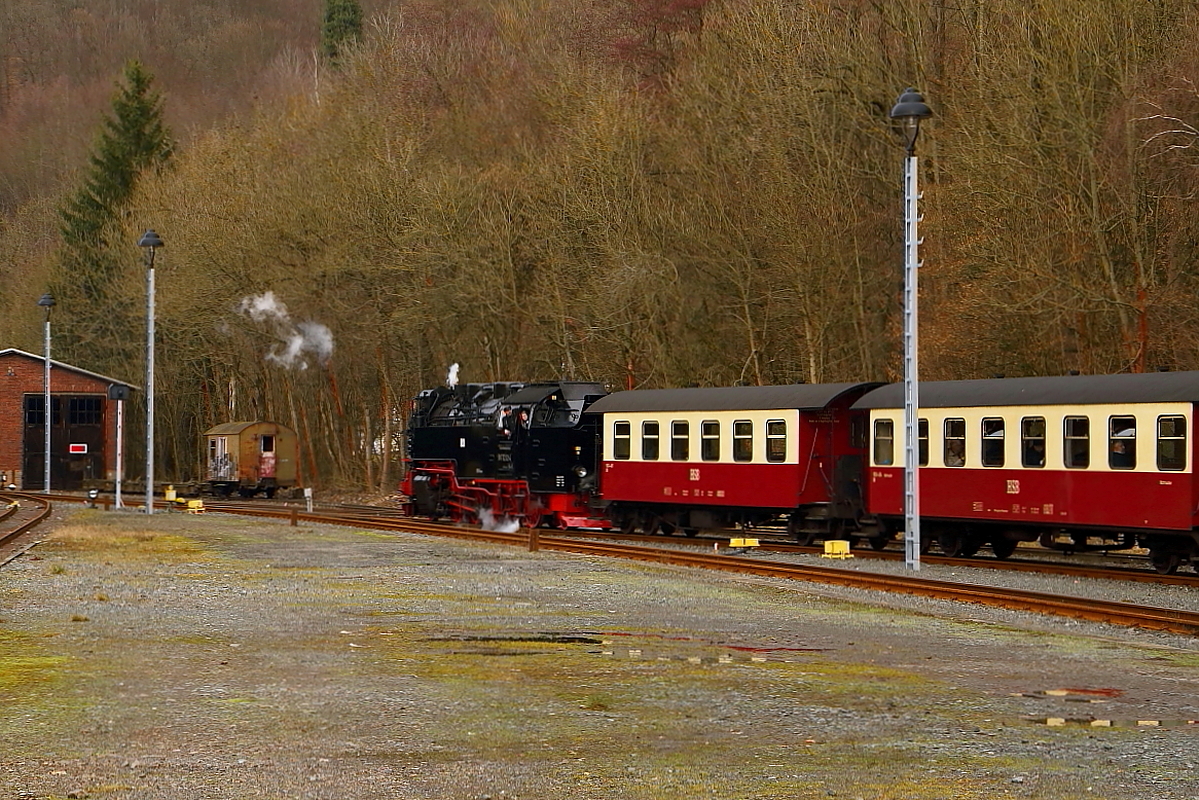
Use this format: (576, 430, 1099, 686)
(3, 509, 1199, 800)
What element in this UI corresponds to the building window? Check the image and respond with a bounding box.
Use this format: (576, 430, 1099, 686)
(24, 396, 60, 426)
(641, 421, 659, 461)
(1021, 417, 1046, 468)
(918, 418, 929, 466)
(1109, 416, 1136, 469)
(671, 421, 689, 461)
(701, 420, 720, 461)
(69, 397, 103, 425)
(766, 420, 787, 463)
(1064, 416, 1089, 468)
(1158, 416, 1187, 471)
(613, 421, 631, 460)
(944, 418, 965, 466)
(981, 418, 1005, 467)
(874, 418, 895, 466)
(733, 421, 753, 462)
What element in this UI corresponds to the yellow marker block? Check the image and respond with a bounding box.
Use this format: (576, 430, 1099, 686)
(1137, 720, 1160, 727)
(729, 538, 760, 548)
(822, 540, 854, 559)
(186, 499, 206, 514)
(1046, 718, 1067, 726)
(1090, 720, 1112, 727)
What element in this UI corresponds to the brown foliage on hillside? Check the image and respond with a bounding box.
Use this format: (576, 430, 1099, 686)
(5, 0, 1199, 489)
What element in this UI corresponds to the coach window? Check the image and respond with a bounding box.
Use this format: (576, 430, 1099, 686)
(671, 421, 690, 461)
(766, 420, 787, 463)
(1109, 417, 1136, 469)
(981, 418, 1005, 467)
(1063, 416, 1089, 468)
(733, 421, 753, 462)
(641, 421, 660, 460)
(1157, 416, 1186, 471)
(943, 418, 966, 466)
(613, 422, 631, 460)
(874, 418, 895, 466)
(917, 418, 929, 466)
(1021, 417, 1046, 468)
(701, 421, 720, 461)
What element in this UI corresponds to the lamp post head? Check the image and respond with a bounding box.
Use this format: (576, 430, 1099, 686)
(37, 292, 56, 311)
(138, 229, 164, 249)
(889, 87, 932, 155)
(138, 229, 163, 268)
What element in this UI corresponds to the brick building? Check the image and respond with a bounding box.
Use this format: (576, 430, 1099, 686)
(0, 349, 135, 490)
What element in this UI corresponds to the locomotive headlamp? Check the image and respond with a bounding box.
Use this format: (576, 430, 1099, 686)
(572, 465, 588, 478)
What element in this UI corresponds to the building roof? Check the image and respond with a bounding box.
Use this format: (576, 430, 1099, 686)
(585, 383, 883, 414)
(0, 348, 139, 390)
(852, 371, 1199, 410)
(204, 421, 292, 436)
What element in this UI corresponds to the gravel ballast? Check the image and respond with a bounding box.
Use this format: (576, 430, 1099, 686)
(2, 509, 1199, 799)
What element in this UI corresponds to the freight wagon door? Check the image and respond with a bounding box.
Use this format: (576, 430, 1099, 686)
(259, 435, 276, 478)
(209, 436, 234, 480)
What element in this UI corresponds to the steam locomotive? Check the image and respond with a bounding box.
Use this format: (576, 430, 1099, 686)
(402, 371, 1199, 573)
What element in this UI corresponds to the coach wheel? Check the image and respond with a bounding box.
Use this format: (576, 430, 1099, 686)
(620, 515, 639, 536)
(1150, 549, 1182, 575)
(868, 536, 890, 551)
(656, 520, 677, 536)
(990, 537, 1018, 560)
(682, 527, 699, 538)
(938, 530, 980, 558)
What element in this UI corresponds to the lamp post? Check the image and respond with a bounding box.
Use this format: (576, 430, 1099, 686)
(139, 229, 163, 514)
(889, 87, 932, 571)
(37, 292, 55, 493)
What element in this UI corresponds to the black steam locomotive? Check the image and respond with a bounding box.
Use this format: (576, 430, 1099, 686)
(401, 381, 609, 528)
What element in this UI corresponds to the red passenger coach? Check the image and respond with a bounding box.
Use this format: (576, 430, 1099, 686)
(853, 371, 1199, 573)
(585, 383, 882, 540)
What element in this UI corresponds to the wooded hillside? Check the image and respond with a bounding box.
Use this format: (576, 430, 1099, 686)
(3, 0, 1199, 489)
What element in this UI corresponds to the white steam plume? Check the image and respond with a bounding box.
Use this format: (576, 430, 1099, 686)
(446, 362, 460, 388)
(238, 291, 334, 370)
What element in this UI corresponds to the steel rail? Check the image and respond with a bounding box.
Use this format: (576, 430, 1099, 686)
(36, 495, 1199, 634)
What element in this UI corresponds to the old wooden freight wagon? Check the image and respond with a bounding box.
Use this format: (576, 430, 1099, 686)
(203, 421, 298, 497)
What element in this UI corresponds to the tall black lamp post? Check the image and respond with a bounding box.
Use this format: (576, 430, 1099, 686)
(37, 292, 55, 493)
(889, 88, 932, 571)
(139, 229, 163, 514)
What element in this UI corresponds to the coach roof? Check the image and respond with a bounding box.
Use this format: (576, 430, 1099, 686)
(585, 383, 883, 414)
(852, 371, 1199, 410)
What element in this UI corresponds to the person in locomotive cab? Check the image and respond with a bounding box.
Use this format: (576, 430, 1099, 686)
(499, 406, 514, 436)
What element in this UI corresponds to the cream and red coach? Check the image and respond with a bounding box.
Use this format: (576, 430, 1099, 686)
(853, 371, 1199, 573)
(585, 383, 882, 541)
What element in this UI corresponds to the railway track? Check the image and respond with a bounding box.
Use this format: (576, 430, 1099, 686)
(26, 493, 1199, 635)
(0, 492, 52, 566)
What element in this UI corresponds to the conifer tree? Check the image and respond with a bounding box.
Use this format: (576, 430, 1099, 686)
(52, 60, 172, 377)
(321, 0, 364, 65)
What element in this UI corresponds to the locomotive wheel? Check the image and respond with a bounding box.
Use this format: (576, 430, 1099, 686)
(869, 536, 890, 551)
(1151, 549, 1182, 575)
(990, 537, 1018, 560)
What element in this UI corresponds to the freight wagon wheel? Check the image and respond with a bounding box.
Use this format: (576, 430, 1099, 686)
(1150, 549, 1182, 575)
(990, 537, 1018, 560)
